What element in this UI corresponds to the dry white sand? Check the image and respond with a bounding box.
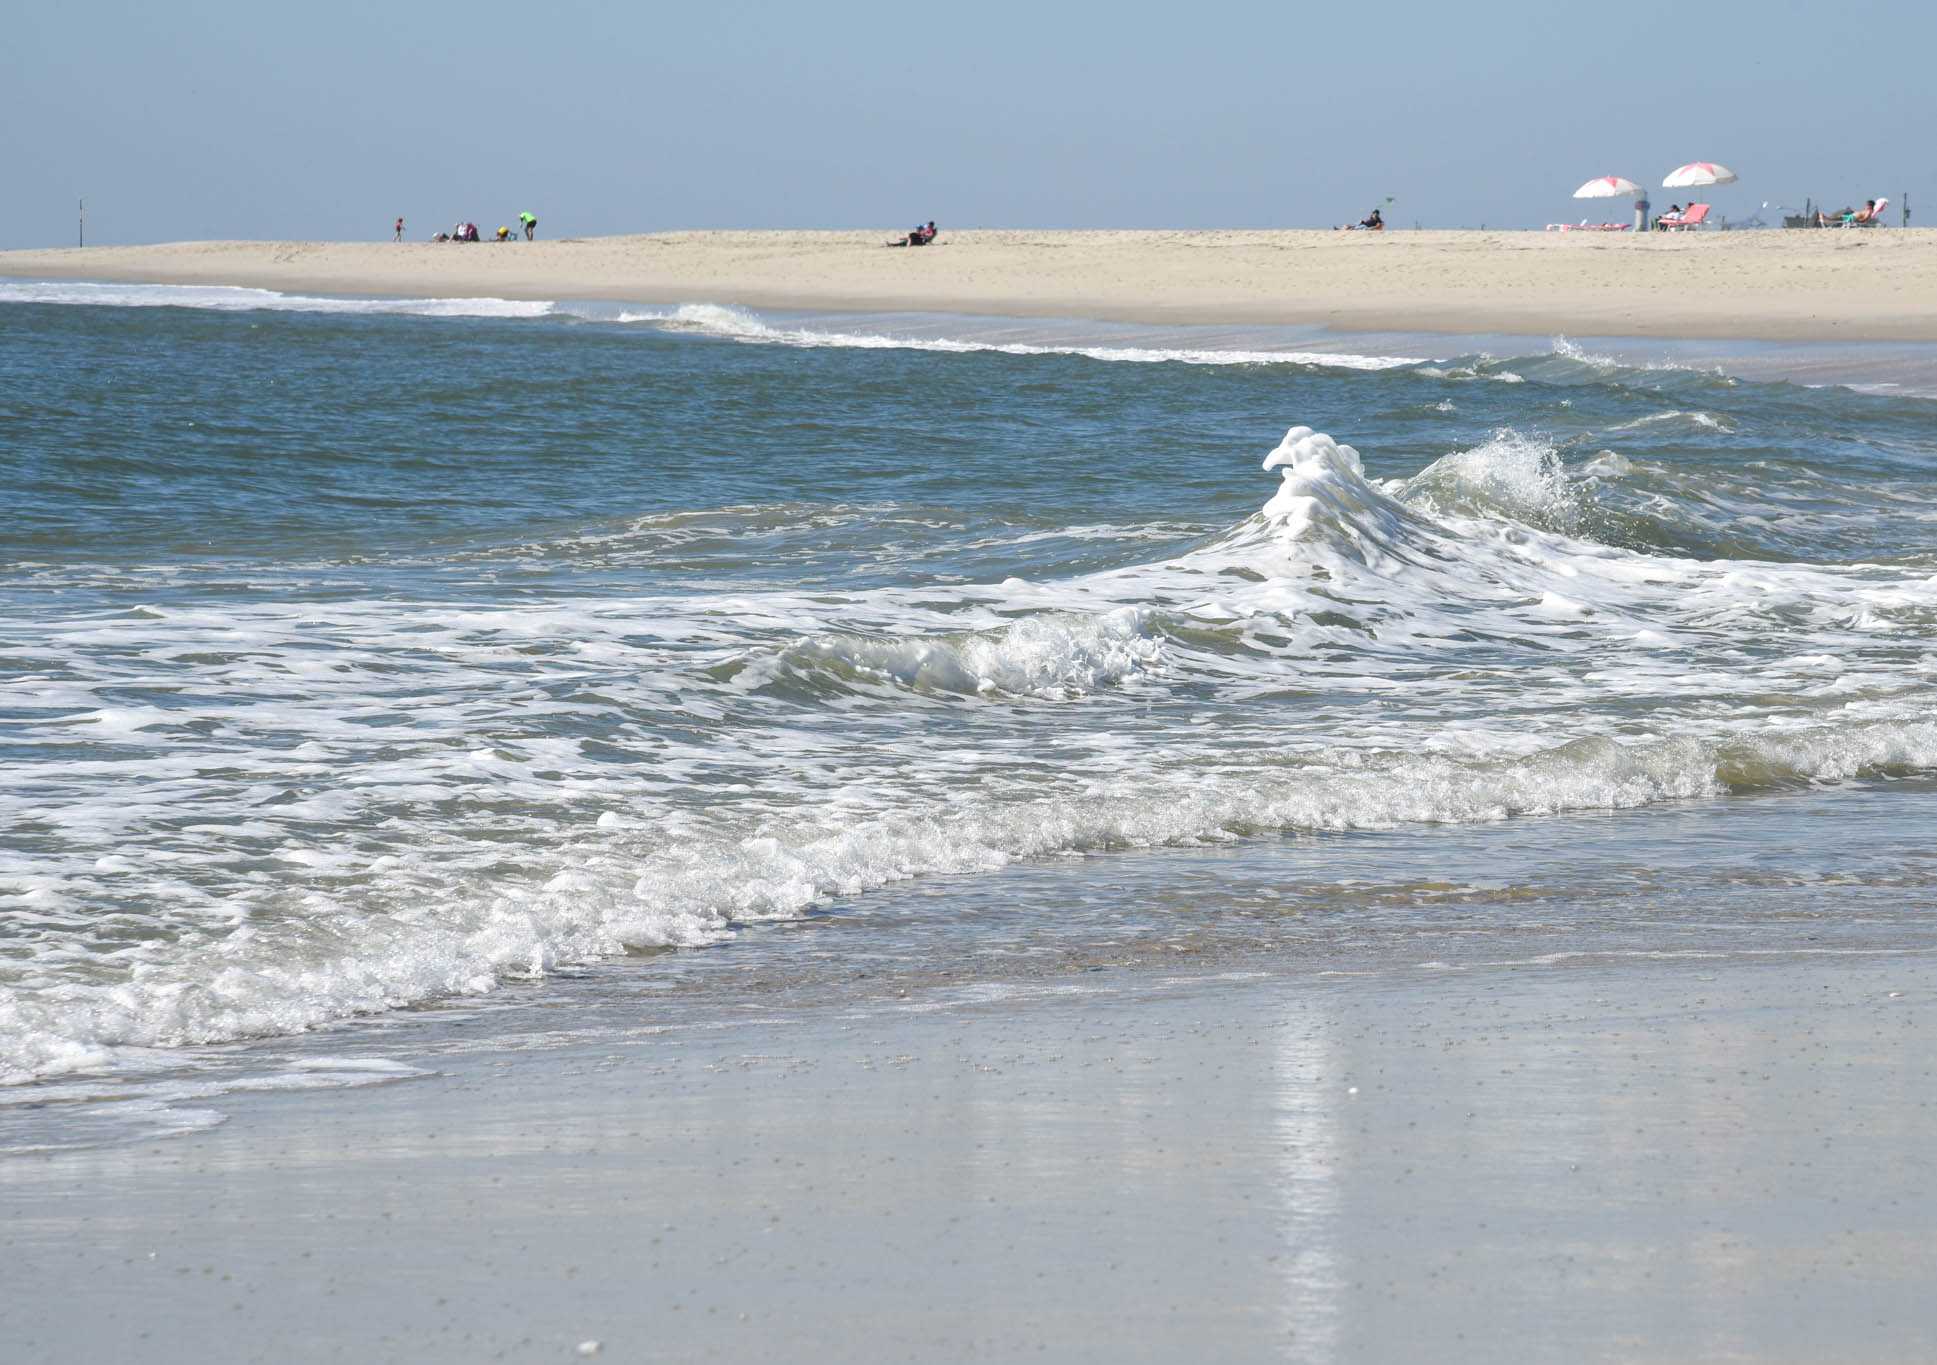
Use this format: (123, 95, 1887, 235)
(8, 229, 1937, 340)
(6, 954, 1932, 1363)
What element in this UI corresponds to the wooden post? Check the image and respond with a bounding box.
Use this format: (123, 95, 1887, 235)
(79, 199, 85, 248)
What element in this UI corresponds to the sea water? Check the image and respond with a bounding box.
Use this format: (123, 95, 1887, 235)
(3, 282, 1935, 1149)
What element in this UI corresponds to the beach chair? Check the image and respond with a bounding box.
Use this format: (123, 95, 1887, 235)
(1658, 203, 1710, 230)
(1817, 199, 1887, 227)
(1850, 197, 1889, 227)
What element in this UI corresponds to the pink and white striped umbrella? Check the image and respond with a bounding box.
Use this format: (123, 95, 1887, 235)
(1662, 162, 1738, 189)
(1573, 176, 1646, 199)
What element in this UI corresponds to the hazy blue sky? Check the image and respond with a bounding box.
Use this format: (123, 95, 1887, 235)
(6, 0, 1930, 245)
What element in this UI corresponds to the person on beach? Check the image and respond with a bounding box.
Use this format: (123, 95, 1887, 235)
(519, 212, 537, 241)
(394, 217, 404, 243)
(1656, 204, 1682, 230)
(890, 221, 938, 247)
(1359, 208, 1383, 230)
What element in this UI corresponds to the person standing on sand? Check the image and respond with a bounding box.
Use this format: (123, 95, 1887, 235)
(519, 212, 537, 241)
(394, 217, 404, 242)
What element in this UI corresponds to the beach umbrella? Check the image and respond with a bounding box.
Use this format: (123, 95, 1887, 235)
(1574, 176, 1645, 199)
(1663, 162, 1738, 189)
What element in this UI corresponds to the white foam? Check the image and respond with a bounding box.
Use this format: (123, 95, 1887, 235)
(6, 420, 1937, 1085)
(617, 303, 1424, 370)
(6, 283, 1421, 368)
(0, 279, 555, 319)
(1389, 428, 1585, 534)
(766, 608, 1162, 698)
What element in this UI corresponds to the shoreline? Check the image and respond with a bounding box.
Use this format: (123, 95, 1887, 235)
(6, 951, 1931, 1362)
(10, 237, 1937, 1362)
(9, 229, 1937, 341)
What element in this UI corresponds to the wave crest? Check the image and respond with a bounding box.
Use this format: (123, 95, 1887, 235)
(750, 608, 1162, 699)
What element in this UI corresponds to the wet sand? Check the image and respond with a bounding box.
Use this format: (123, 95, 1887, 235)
(5, 952, 1931, 1363)
(7, 229, 1937, 341)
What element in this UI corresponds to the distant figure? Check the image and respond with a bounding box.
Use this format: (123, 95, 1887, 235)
(887, 220, 938, 247)
(1359, 208, 1383, 230)
(1656, 204, 1682, 230)
(431, 231, 451, 242)
(495, 225, 513, 241)
(519, 212, 537, 241)
(394, 217, 404, 243)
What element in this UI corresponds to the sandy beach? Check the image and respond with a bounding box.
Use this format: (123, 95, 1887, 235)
(8, 229, 1937, 341)
(7, 951, 1931, 1364)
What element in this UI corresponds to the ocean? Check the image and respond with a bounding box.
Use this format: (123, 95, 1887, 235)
(4, 281, 1935, 1152)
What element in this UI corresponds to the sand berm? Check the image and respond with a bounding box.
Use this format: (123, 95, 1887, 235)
(7, 228, 1937, 340)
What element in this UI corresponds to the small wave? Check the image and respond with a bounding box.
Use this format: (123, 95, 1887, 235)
(1413, 360, 1527, 384)
(9, 412, 1937, 1090)
(1394, 429, 1586, 535)
(1606, 409, 1732, 433)
(748, 608, 1163, 699)
(1234, 426, 1448, 572)
(8, 709, 1932, 1086)
(0, 1055, 426, 1153)
(617, 303, 1425, 370)
(0, 280, 555, 319)
(1420, 340, 1738, 398)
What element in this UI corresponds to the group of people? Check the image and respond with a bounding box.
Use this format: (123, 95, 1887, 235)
(403, 212, 538, 243)
(888, 220, 939, 246)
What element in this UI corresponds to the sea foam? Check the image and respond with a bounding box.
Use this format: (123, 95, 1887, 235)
(617, 303, 1425, 370)
(0, 279, 554, 318)
(7, 404, 1937, 1087)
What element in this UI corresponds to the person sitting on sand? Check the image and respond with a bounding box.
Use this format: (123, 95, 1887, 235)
(887, 220, 938, 247)
(431, 231, 451, 242)
(495, 226, 513, 241)
(1359, 208, 1383, 230)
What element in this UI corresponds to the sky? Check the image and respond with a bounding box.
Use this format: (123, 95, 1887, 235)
(5, 0, 1931, 246)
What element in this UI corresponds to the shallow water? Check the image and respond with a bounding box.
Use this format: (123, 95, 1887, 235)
(3, 281, 1935, 1147)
